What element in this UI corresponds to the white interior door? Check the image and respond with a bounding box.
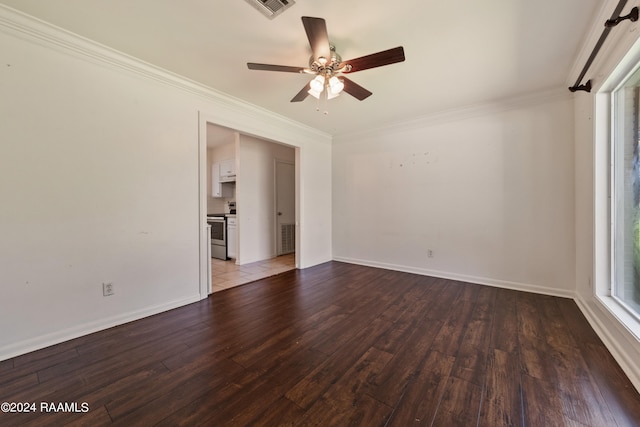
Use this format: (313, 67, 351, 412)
(275, 160, 295, 255)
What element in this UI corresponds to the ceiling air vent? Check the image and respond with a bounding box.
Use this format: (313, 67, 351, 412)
(244, 0, 295, 19)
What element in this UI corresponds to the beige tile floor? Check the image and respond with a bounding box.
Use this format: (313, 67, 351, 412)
(210, 253, 296, 293)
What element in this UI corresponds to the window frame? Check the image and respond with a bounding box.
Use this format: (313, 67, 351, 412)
(595, 39, 640, 342)
(610, 80, 640, 321)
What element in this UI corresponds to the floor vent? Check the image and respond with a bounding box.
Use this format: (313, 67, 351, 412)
(243, 0, 296, 19)
(280, 223, 295, 254)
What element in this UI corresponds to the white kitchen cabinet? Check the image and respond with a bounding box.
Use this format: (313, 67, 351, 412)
(212, 161, 233, 198)
(219, 158, 236, 182)
(227, 216, 237, 259)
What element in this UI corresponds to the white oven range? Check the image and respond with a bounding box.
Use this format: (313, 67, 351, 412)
(207, 215, 227, 260)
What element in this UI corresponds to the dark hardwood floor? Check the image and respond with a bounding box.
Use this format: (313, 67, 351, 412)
(1, 261, 640, 426)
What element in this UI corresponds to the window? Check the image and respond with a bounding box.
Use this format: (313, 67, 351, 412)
(612, 66, 640, 319)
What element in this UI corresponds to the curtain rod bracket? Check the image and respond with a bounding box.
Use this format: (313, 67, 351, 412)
(605, 6, 639, 27)
(569, 80, 592, 93)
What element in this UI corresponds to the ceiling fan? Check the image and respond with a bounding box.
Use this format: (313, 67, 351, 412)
(247, 16, 405, 103)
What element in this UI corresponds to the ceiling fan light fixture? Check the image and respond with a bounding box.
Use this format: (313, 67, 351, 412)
(307, 88, 322, 99)
(326, 86, 340, 100)
(329, 76, 344, 94)
(309, 75, 325, 92)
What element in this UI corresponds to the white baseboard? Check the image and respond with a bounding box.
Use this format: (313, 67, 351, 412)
(0, 294, 201, 362)
(333, 256, 575, 298)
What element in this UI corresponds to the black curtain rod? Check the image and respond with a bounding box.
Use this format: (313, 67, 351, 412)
(569, 0, 638, 93)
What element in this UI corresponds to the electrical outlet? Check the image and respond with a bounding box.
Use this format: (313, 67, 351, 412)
(427, 249, 434, 258)
(102, 282, 114, 296)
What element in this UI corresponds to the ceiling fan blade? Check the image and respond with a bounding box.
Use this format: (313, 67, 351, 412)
(340, 46, 405, 73)
(302, 16, 330, 62)
(247, 63, 306, 73)
(341, 77, 373, 101)
(291, 83, 311, 102)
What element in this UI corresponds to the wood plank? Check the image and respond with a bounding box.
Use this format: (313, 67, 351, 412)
(62, 405, 113, 426)
(284, 317, 393, 409)
(369, 315, 443, 406)
(0, 373, 39, 401)
(300, 347, 394, 426)
(385, 350, 455, 426)
(0, 347, 79, 389)
(544, 333, 617, 426)
(431, 376, 483, 426)
(580, 343, 640, 427)
(299, 393, 392, 427)
(489, 288, 519, 353)
(422, 278, 464, 322)
(244, 396, 305, 427)
(450, 286, 496, 386)
(197, 371, 291, 426)
(478, 349, 523, 427)
(230, 303, 343, 369)
(429, 284, 481, 357)
(0, 261, 638, 426)
(113, 359, 256, 425)
(0, 359, 14, 376)
(521, 374, 569, 427)
(0, 404, 113, 427)
(252, 347, 328, 392)
(556, 298, 602, 345)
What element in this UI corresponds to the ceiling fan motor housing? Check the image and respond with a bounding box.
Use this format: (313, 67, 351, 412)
(308, 45, 351, 77)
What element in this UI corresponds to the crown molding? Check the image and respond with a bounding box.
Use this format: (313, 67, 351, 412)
(333, 87, 572, 142)
(0, 4, 330, 142)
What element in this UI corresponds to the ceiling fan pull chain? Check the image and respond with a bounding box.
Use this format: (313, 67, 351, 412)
(322, 89, 329, 115)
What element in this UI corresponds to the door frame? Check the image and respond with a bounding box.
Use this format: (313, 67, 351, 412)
(197, 111, 301, 299)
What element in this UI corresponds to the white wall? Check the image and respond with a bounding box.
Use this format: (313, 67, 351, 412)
(333, 92, 576, 296)
(574, 92, 595, 302)
(0, 7, 332, 360)
(236, 135, 295, 264)
(297, 139, 332, 268)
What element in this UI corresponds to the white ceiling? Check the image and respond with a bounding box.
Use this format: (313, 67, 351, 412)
(0, 0, 604, 136)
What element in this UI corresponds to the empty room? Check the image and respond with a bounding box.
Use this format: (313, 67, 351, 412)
(1, 0, 640, 425)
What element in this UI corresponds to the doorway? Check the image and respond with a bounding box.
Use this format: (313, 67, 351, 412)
(197, 113, 299, 298)
(275, 159, 295, 256)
